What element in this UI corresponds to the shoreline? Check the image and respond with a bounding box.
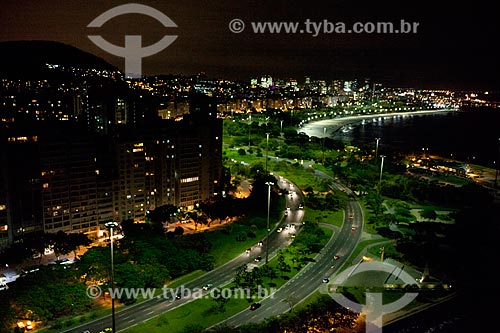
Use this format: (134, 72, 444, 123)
(298, 108, 457, 138)
(297, 108, 499, 185)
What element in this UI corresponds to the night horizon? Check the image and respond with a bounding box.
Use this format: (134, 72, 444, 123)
(1, 0, 499, 90)
(1, 2, 499, 333)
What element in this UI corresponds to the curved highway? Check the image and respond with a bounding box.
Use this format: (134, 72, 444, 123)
(213, 178, 364, 328)
(65, 176, 305, 333)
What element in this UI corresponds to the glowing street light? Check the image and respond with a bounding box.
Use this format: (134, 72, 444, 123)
(105, 221, 119, 333)
(265, 181, 274, 265)
(374, 137, 380, 163)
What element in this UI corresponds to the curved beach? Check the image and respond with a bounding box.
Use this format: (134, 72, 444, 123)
(299, 108, 457, 138)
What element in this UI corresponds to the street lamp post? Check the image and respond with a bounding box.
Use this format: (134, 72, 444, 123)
(374, 137, 380, 164)
(378, 155, 386, 192)
(105, 221, 119, 333)
(265, 181, 274, 265)
(280, 120, 283, 134)
(265, 133, 270, 173)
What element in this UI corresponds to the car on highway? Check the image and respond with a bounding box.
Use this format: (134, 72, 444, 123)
(351, 225, 357, 231)
(202, 283, 213, 290)
(254, 256, 262, 262)
(258, 240, 263, 246)
(249, 302, 261, 310)
(277, 227, 283, 233)
(245, 248, 251, 254)
(298, 202, 304, 209)
(322, 277, 329, 283)
(349, 213, 354, 219)
(98, 329, 112, 333)
(333, 255, 340, 260)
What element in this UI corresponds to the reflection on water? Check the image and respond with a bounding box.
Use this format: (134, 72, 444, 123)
(301, 110, 500, 168)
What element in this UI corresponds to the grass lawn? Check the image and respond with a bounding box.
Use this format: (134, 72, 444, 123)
(38, 308, 112, 332)
(206, 218, 279, 267)
(122, 226, 333, 333)
(123, 296, 252, 333)
(292, 290, 325, 311)
(359, 199, 378, 234)
(166, 270, 206, 289)
(270, 163, 329, 192)
(303, 208, 344, 227)
(426, 173, 473, 186)
(224, 145, 330, 193)
(49, 138, 339, 333)
(344, 239, 391, 267)
(224, 148, 262, 165)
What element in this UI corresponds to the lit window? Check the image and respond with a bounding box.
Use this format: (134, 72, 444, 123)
(180, 177, 199, 183)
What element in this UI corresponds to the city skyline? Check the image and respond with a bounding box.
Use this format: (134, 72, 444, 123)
(1, 0, 499, 90)
(1, 2, 499, 333)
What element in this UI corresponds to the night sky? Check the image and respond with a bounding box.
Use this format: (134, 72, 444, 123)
(1, 0, 499, 90)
